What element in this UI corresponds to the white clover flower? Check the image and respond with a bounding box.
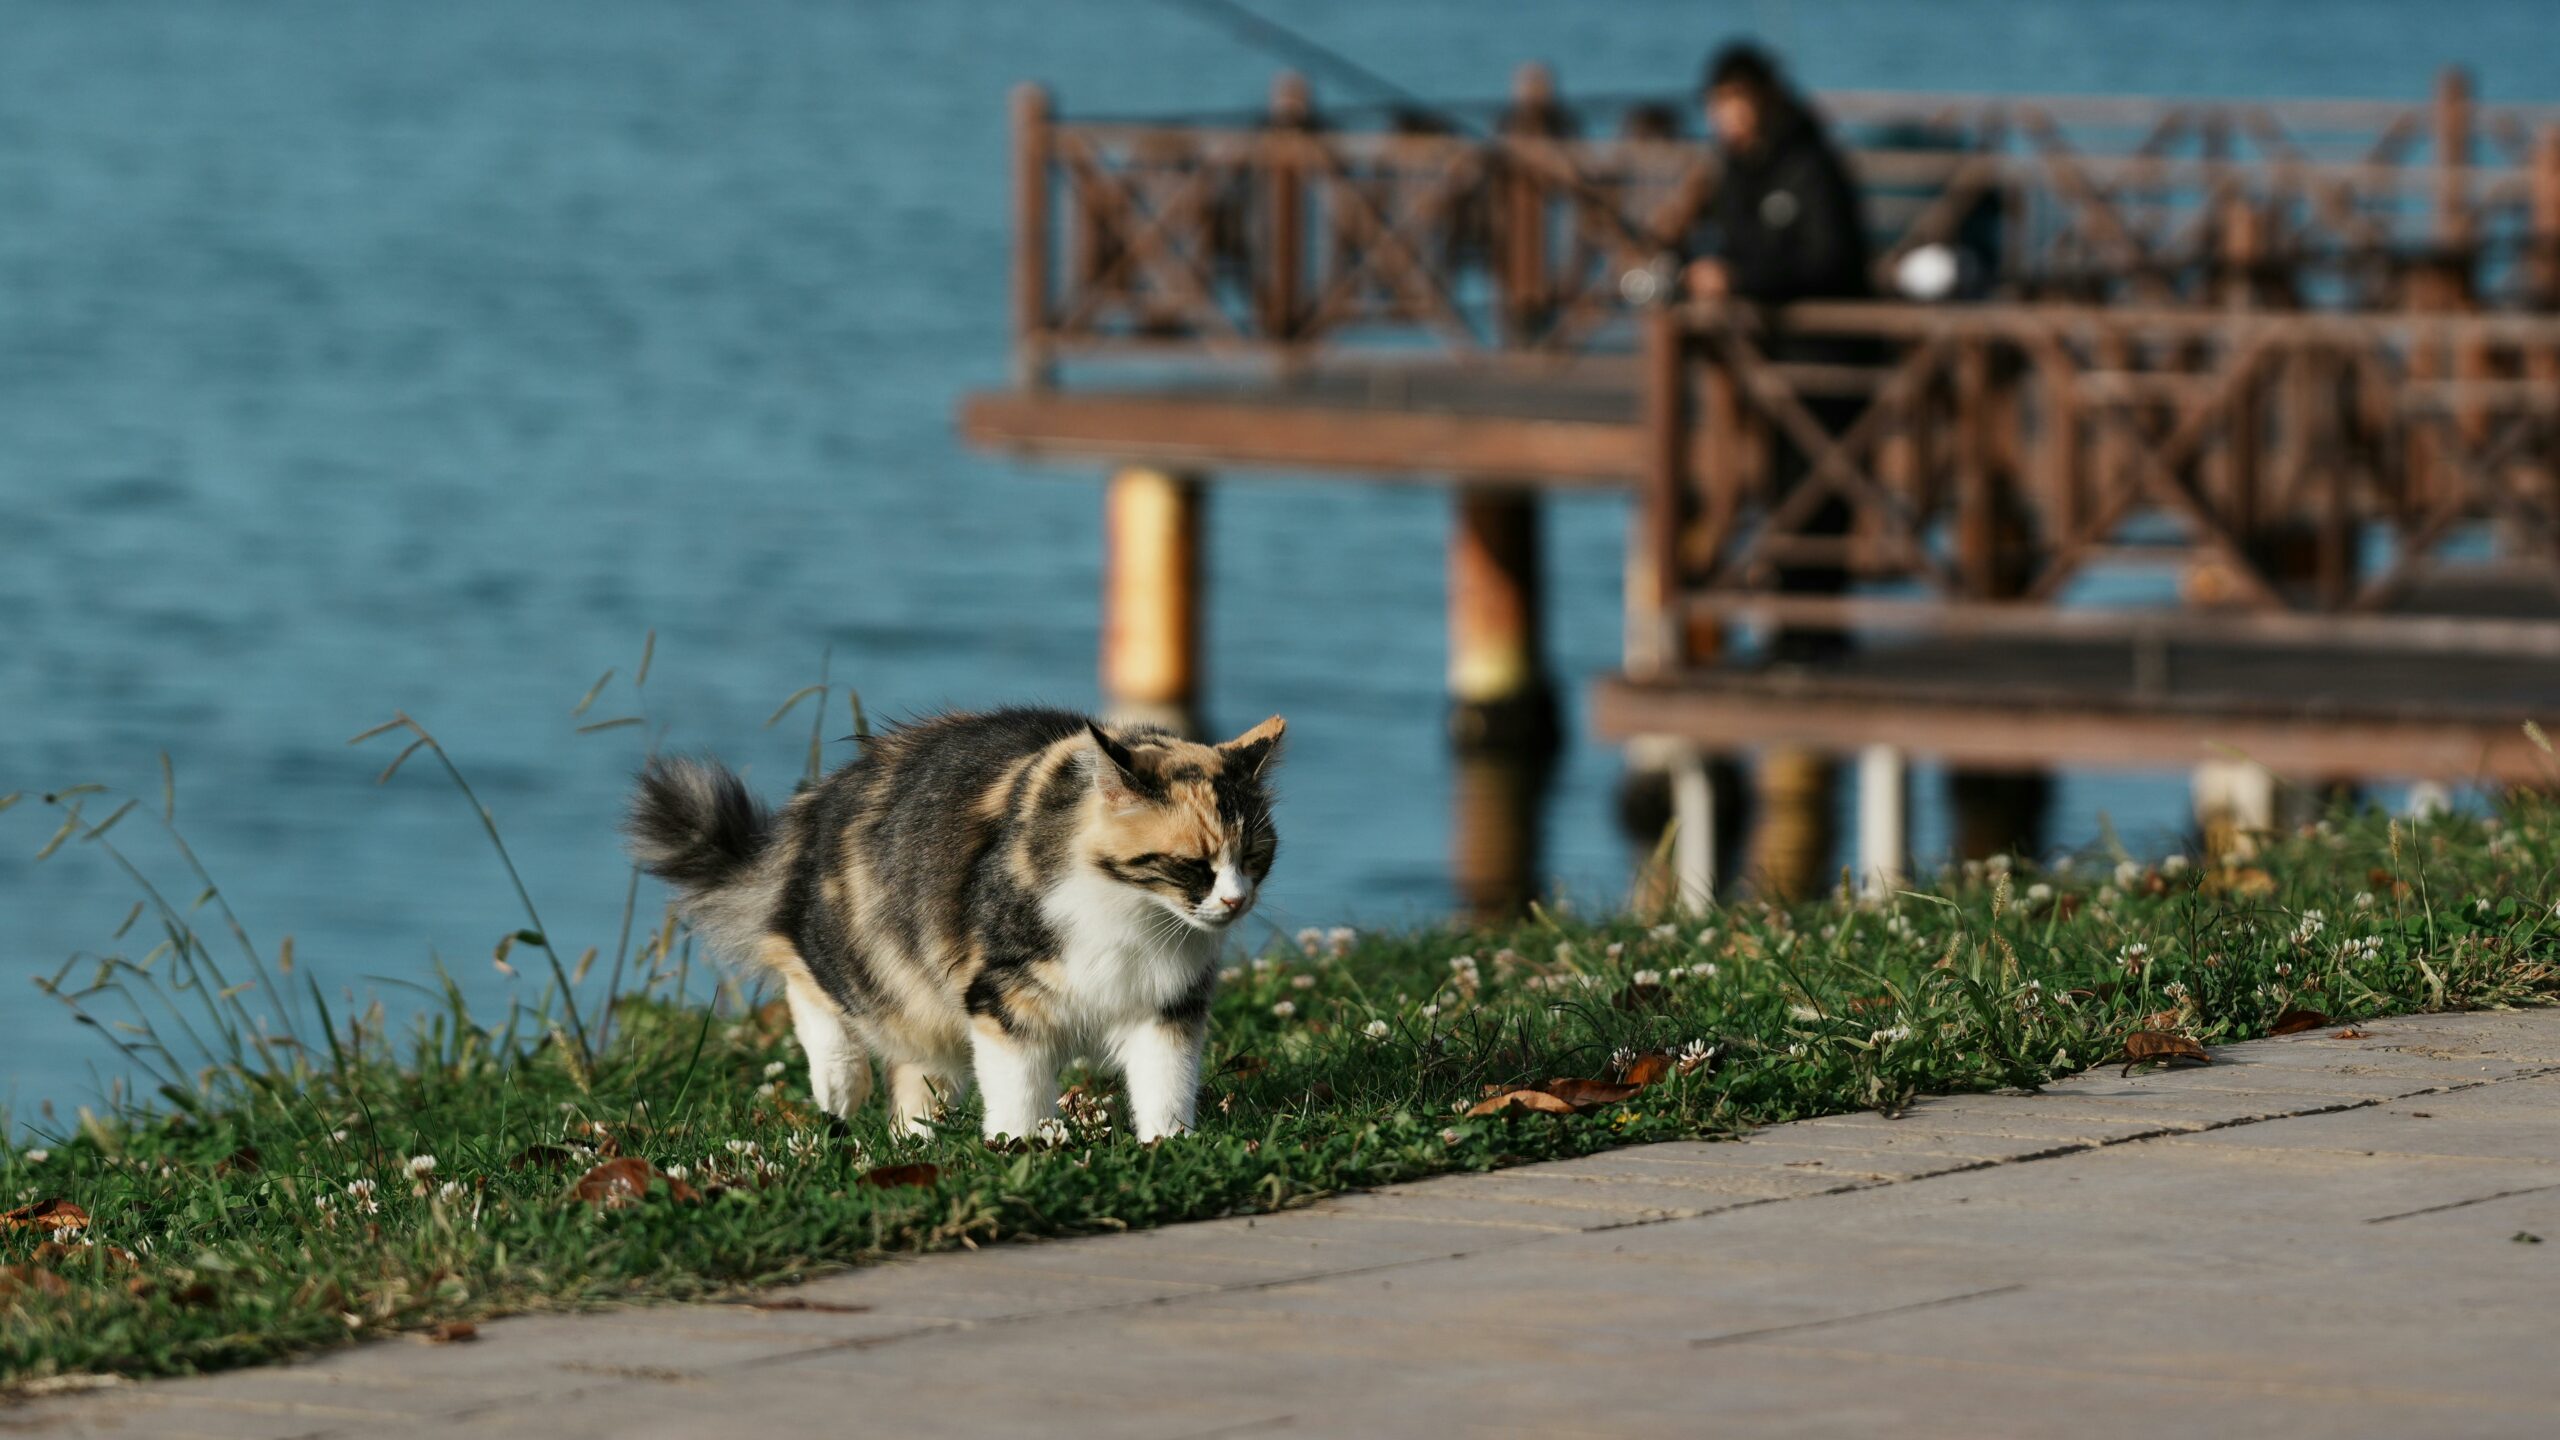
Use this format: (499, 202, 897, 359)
(1988, 853, 2013, 874)
(1676, 1038, 1718, 1071)
(1604, 942, 1625, 960)
(437, 1179, 469, 1203)
(1438, 1127, 1462, 1145)
(2114, 860, 2141, 886)
(313, 1193, 333, 1213)
(2274, 961, 2294, 978)
(725, 1139, 761, 1158)
(1785, 1042, 1808, 1058)
(21, 1149, 46, 1166)
(1218, 966, 1242, 983)
(1870, 1025, 1913, 1044)
(1493, 947, 1523, 970)
(1033, 1118, 1071, 1146)
(1632, 969, 1663, 986)
(1610, 1045, 1637, 1072)
(1295, 927, 1323, 956)
(756, 1081, 782, 1098)
(344, 1178, 380, 1214)
(2161, 855, 2190, 875)
(2354, 892, 2377, 910)
(1270, 1000, 1297, 1019)
(1420, 1003, 1440, 1019)
(1695, 928, 1720, 947)
(1362, 1019, 1391, 1040)
(1648, 923, 1678, 942)
(406, 1154, 437, 1179)
(657, 1167, 687, 1186)
(1688, 962, 1718, 980)
(1327, 926, 1357, 958)
(2292, 910, 2328, 944)
(763, 1061, 787, 1079)
(329, 1129, 350, 1144)
(2119, 941, 2150, 973)
(2025, 883, 2054, 904)
(1290, 973, 1315, 990)
(1885, 913, 1914, 939)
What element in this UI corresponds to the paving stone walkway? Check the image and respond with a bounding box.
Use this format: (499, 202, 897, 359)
(13, 1008, 2560, 1438)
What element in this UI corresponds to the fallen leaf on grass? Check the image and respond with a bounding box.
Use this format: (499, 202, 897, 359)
(1619, 1052, 1674, 1087)
(1541, 1077, 1644, 1109)
(2119, 1031, 2210, 1074)
(2, 1198, 88, 1234)
(2270, 1008, 2332, 1035)
(32, 1241, 133, 1268)
(425, 1322, 478, 1344)
(572, 1157, 699, 1208)
(1466, 1089, 1578, 1118)
(0, 1265, 71, 1300)
(858, 1163, 942, 1190)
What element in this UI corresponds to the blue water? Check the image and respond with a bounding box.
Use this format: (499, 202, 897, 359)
(3, 1, 2546, 1125)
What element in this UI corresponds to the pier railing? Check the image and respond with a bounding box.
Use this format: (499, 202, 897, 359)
(1625, 299, 2560, 677)
(1012, 71, 2560, 375)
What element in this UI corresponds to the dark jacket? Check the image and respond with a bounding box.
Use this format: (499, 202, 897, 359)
(1691, 95, 1870, 304)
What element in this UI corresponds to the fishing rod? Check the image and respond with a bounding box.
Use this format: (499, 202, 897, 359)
(1138, 0, 1476, 135)
(1138, 0, 1685, 299)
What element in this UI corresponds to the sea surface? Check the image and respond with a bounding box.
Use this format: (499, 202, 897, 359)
(4, 0, 2547, 1125)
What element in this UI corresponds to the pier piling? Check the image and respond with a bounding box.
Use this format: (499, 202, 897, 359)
(1101, 466, 1203, 735)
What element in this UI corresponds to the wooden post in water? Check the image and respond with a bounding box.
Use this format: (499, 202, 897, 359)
(1448, 486, 1555, 748)
(1856, 743, 1908, 898)
(1012, 84, 1054, 390)
(1101, 467, 1203, 734)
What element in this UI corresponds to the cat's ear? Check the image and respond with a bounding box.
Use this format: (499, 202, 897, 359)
(1218, 716, 1287, 779)
(1084, 721, 1146, 803)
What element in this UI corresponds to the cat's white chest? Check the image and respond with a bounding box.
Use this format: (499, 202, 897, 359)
(1040, 867, 1218, 1033)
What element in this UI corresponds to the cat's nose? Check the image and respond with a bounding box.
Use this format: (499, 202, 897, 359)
(1218, 893, 1247, 912)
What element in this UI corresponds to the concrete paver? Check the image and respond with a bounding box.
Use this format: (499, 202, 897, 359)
(10, 1010, 2560, 1439)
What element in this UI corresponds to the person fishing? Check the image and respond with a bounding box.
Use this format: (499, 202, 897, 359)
(1683, 42, 1870, 664)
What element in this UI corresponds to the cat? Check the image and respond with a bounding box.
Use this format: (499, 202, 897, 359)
(627, 707, 1282, 1143)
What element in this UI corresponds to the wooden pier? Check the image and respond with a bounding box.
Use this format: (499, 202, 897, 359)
(960, 66, 2560, 909)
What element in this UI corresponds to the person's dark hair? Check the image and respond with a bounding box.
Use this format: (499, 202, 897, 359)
(1702, 42, 1782, 99)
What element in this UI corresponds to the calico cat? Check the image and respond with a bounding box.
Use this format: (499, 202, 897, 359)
(627, 707, 1283, 1142)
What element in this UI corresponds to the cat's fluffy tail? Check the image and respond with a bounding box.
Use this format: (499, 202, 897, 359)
(627, 756, 773, 894)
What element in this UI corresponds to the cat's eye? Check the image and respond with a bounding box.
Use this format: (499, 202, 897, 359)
(1134, 853, 1213, 893)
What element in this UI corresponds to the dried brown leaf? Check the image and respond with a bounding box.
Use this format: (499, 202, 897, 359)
(425, 1321, 479, 1344)
(859, 1163, 942, 1190)
(572, 1157, 698, 1208)
(2334, 1027, 2373, 1039)
(1540, 1077, 1643, 1111)
(1466, 1088, 1578, 1118)
(2, 1198, 89, 1234)
(0, 1265, 71, 1300)
(1619, 1052, 1674, 1088)
(2120, 1030, 2210, 1073)
(2270, 1008, 2332, 1036)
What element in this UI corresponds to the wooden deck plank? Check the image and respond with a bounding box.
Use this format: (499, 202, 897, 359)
(1593, 637, 2560, 781)
(958, 363, 1644, 485)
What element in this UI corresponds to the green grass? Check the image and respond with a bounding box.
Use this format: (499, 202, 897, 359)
(5, 782, 2558, 1392)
